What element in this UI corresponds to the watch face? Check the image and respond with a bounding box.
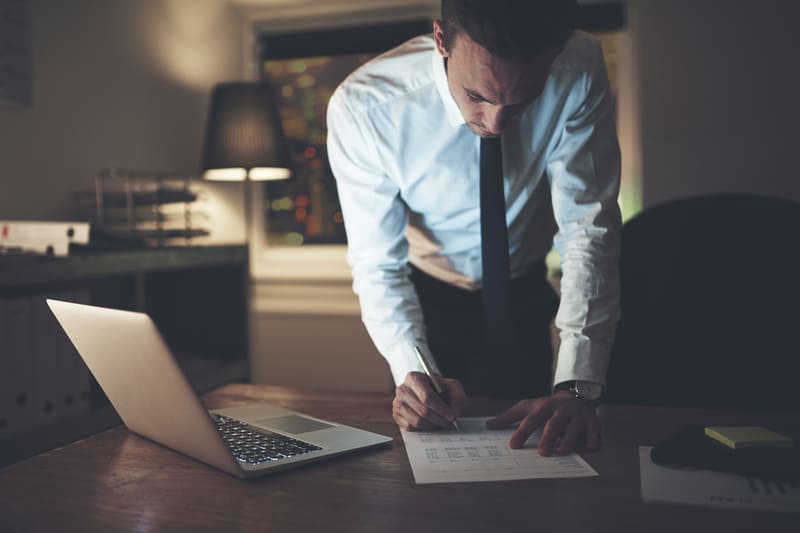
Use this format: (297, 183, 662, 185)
(574, 381, 603, 401)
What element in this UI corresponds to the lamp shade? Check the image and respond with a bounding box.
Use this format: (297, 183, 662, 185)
(201, 82, 292, 181)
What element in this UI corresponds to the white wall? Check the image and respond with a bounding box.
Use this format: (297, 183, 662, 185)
(0, 0, 248, 242)
(250, 311, 394, 393)
(628, 0, 800, 208)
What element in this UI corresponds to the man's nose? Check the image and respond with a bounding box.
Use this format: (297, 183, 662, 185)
(483, 105, 509, 136)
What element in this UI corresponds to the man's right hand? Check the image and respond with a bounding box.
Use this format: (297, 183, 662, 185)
(392, 371, 466, 430)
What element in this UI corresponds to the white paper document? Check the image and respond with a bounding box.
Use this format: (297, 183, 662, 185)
(639, 447, 800, 514)
(401, 417, 598, 484)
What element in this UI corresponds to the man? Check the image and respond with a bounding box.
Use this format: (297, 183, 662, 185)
(327, 0, 620, 456)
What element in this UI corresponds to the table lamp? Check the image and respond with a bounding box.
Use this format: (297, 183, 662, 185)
(201, 82, 292, 262)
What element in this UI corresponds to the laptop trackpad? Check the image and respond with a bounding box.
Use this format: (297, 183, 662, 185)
(257, 415, 335, 434)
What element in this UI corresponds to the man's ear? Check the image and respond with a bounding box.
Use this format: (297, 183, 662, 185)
(432, 19, 449, 58)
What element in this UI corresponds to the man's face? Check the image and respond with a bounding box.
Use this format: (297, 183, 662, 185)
(434, 20, 560, 138)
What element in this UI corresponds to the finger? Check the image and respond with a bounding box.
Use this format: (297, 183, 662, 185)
(396, 383, 455, 429)
(584, 415, 602, 451)
(392, 410, 412, 430)
(407, 373, 456, 421)
(393, 398, 438, 431)
(538, 412, 570, 456)
(508, 404, 551, 449)
(441, 379, 467, 416)
(486, 400, 532, 429)
(396, 383, 451, 428)
(392, 396, 418, 430)
(398, 409, 438, 431)
(392, 397, 406, 428)
(556, 417, 584, 455)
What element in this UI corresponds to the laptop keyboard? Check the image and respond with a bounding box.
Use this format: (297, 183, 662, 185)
(212, 413, 323, 465)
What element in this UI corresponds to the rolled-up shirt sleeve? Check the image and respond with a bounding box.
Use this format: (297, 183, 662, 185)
(547, 42, 622, 388)
(326, 90, 435, 385)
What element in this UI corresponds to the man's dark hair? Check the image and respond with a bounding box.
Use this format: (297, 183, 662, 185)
(440, 0, 578, 60)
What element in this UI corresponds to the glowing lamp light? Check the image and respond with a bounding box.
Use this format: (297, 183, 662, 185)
(200, 82, 292, 254)
(201, 82, 291, 182)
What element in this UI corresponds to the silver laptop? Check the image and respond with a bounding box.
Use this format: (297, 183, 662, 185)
(47, 299, 392, 479)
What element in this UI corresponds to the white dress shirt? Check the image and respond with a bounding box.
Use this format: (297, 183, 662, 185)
(327, 31, 621, 388)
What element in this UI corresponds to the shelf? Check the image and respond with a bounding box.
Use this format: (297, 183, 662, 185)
(74, 189, 198, 208)
(0, 245, 246, 292)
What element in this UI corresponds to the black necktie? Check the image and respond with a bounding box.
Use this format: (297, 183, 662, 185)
(479, 136, 516, 387)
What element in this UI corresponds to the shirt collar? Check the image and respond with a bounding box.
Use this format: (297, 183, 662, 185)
(431, 49, 465, 127)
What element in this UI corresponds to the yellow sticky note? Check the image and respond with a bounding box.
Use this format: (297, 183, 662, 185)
(704, 426, 794, 449)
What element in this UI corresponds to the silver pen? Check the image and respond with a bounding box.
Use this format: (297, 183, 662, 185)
(414, 345, 461, 431)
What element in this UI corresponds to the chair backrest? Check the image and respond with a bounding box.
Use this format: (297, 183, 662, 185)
(605, 193, 800, 411)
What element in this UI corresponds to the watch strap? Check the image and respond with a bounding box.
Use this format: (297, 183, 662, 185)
(554, 380, 604, 406)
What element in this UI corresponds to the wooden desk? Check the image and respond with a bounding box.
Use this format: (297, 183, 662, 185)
(0, 384, 797, 532)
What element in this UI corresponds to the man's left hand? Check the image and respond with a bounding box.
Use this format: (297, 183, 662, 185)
(486, 391, 601, 455)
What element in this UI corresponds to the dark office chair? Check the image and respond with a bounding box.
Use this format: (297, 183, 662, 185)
(605, 193, 800, 411)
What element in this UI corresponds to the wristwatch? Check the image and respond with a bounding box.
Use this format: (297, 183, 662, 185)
(555, 380, 604, 406)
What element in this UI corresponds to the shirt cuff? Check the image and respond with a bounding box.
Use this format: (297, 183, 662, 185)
(385, 342, 441, 386)
(552, 331, 611, 388)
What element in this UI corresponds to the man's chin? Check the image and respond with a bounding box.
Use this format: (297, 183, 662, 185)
(467, 123, 501, 138)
